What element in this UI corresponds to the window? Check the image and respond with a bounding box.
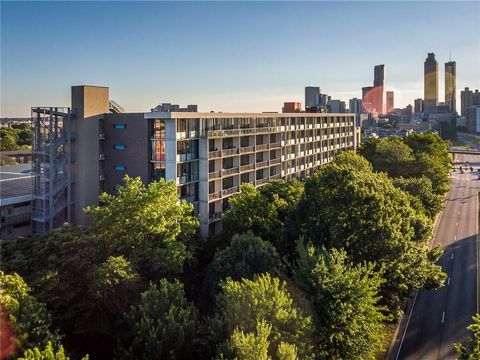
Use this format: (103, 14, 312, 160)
(114, 124, 126, 129)
(114, 165, 126, 171)
(114, 145, 126, 150)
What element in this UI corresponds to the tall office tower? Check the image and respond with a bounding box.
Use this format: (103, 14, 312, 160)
(305, 86, 321, 111)
(424, 53, 439, 115)
(349, 98, 362, 115)
(362, 86, 374, 113)
(386, 91, 394, 113)
(460, 87, 480, 116)
(282, 102, 301, 113)
(414, 98, 424, 113)
(373, 64, 387, 115)
(445, 61, 456, 113)
(327, 100, 346, 113)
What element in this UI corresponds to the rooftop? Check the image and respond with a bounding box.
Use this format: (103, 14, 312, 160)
(0, 163, 32, 205)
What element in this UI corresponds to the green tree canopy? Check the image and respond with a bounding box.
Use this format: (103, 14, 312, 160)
(85, 176, 198, 277)
(366, 136, 413, 178)
(291, 151, 446, 315)
(0, 272, 60, 359)
(293, 242, 385, 359)
(0, 128, 19, 151)
(211, 273, 315, 359)
(119, 279, 200, 360)
(205, 232, 281, 297)
(19, 342, 89, 360)
(455, 314, 480, 360)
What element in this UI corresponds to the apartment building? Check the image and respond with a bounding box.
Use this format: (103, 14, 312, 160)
(32, 86, 359, 237)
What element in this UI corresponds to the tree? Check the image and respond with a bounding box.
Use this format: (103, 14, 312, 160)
(211, 273, 315, 359)
(366, 136, 413, 178)
(393, 176, 444, 218)
(17, 128, 34, 147)
(223, 181, 302, 256)
(291, 151, 446, 315)
(205, 232, 281, 297)
(119, 279, 200, 360)
(85, 176, 198, 277)
(0, 128, 19, 151)
(19, 342, 89, 360)
(455, 314, 480, 360)
(0, 272, 60, 359)
(293, 242, 385, 359)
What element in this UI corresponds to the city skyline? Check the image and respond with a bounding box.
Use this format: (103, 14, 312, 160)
(2, 1, 479, 117)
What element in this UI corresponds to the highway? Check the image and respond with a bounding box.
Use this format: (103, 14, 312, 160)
(394, 154, 479, 360)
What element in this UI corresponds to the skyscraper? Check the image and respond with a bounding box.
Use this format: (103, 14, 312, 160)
(445, 61, 456, 113)
(386, 91, 394, 113)
(305, 86, 321, 111)
(424, 53, 439, 115)
(362, 86, 374, 113)
(373, 64, 386, 115)
(414, 98, 424, 113)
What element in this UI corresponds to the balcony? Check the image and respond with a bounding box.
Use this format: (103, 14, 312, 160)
(270, 142, 281, 149)
(240, 128, 256, 135)
(209, 170, 222, 180)
(181, 195, 197, 204)
(256, 178, 269, 186)
(209, 191, 222, 201)
(222, 186, 239, 197)
(240, 146, 254, 154)
(256, 160, 269, 168)
(178, 173, 199, 184)
(99, 153, 105, 160)
(208, 211, 223, 222)
(256, 144, 269, 151)
(209, 150, 222, 158)
(222, 148, 238, 156)
(270, 173, 282, 180)
(240, 163, 255, 172)
(99, 172, 105, 181)
(270, 158, 281, 165)
(98, 133, 105, 140)
(207, 128, 240, 137)
(178, 153, 198, 162)
(223, 167, 239, 176)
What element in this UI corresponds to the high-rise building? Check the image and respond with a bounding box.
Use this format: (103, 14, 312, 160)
(414, 98, 424, 113)
(32, 85, 359, 238)
(282, 102, 301, 113)
(305, 87, 321, 111)
(386, 91, 394, 113)
(349, 98, 362, 115)
(424, 53, 439, 115)
(466, 105, 480, 132)
(362, 86, 374, 113)
(461, 87, 480, 116)
(373, 64, 386, 115)
(445, 61, 456, 113)
(327, 100, 346, 113)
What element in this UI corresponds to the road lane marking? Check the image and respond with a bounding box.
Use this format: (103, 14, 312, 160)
(447, 277, 451, 286)
(395, 291, 419, 360)
(441, 311, 445, 324)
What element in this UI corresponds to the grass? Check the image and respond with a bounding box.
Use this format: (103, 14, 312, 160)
(377, 321, 400, 359)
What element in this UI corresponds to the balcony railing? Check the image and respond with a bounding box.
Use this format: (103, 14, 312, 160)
(209, 170, 222, 179)
(240, 163, 255, 172)
(270, 158, 281, 165)
(240, 146, 254, 154)
(222, 148, 238, 156)
(209, 191, 222, 201)
(256, 160, 269, 168)
(178, 173, 199, 184)
(256, 178, 269, 186)
(99, 153, 105, 160)
(256, 144, 269, 151)
(209, 150, 222, 158)
(270, 173, 282, 180)
(208, 211, 223, 222)
(178, 153, 198, 162)
(181, 195, 197, 204)
(223, 167, 239, 176)
(270, 142, 281, 149)
(222, 186, 239, 197)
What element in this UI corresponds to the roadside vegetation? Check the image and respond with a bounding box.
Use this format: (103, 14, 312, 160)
(0, 123, 33, 151)
(1, 132, 453, 359)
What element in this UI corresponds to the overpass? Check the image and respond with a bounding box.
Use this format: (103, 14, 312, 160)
(449, 149, 480, 155)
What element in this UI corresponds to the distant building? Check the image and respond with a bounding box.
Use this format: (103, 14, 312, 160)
(349, 98, 362, 115)
(373, 64, 387, 115)
(386, 91, 394, 113)
(305, 87, 321, 111)
(466, 105, 480, 132)
(461, 87, 480, 116)
(405, 104, 413, 116)
(282, 102, 302, 113)
(362, 86, 374, 113)
(414, 98, 424, 113)
(424, 53, 439, 115)
(151, 103, 198, 112)
(327, 100, 346, 113)
(445, 61, 456, 113)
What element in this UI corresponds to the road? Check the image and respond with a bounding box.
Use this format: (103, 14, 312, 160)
(395, 154, 479, 360)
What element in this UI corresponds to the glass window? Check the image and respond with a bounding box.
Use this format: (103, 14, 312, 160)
(222, 176, 234, 189)
(114, 165, 126, 171)
(114, 124, 126, 129)
(223, 157, 234, 169)
(151, 140, 166, 161)
(153, 119, 166, 138)
(222, 138, 234, 150)
(152, 163, 165, 181)
(240, 136, 249, 147)
(114, 145, 126, 150)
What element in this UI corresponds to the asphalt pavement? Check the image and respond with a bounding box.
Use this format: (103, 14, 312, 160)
(394, 154, 479, 359)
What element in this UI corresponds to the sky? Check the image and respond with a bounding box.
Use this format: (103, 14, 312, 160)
(1, 1, 480, 117)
